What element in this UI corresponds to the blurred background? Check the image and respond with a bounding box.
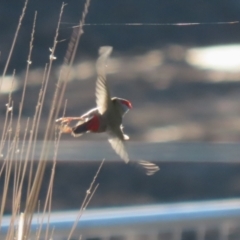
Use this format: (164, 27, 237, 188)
(1, 0, 240, 239)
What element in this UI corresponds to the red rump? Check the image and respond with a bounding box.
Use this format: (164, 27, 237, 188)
(87, 114, 100, 132)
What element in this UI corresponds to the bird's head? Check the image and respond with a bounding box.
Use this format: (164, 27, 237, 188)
(112, 97, 132, 115)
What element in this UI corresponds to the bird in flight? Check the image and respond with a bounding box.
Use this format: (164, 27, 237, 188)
(56, 46, 159, 175)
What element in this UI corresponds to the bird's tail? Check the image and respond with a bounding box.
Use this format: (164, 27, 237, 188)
(135, 160, 160, 176)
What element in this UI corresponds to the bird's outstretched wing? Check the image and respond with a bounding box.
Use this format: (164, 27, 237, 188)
(95, 46, 113, 115)
(108, 136, 129, 163)
(108, 133, 159, 174)
(96, 75, 111, 115)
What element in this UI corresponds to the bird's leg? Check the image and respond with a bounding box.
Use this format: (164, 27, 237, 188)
(55, 116, 84, 124)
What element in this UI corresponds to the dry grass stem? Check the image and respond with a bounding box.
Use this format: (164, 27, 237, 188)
(28, 63, 48, 197)
(0, 71, 15, 180)
(23, 4, 66, 238)
(55, 0, 91, 120)
(0, 1, 100, 239)
(67, 159, 104, 240)
(0, 0, 29, 92)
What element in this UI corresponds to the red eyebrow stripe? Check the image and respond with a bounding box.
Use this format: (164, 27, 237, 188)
(87, 115, 100, 132)
(121, 100, 132, 109)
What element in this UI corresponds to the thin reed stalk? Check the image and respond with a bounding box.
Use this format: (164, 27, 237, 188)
(55, 0, 91, 121)
(22, 4, 66, 238)
(27, 63, 48, 197)
(67, 160, 104, 240)
(0, 71, 15, 179)
(0, 1, 102, 239)
(0, 0, 29, 92)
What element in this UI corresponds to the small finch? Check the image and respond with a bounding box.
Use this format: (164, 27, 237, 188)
(56, 46, 159, 175)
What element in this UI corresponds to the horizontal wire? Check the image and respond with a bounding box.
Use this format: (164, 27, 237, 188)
(60, 21, 240, 28)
